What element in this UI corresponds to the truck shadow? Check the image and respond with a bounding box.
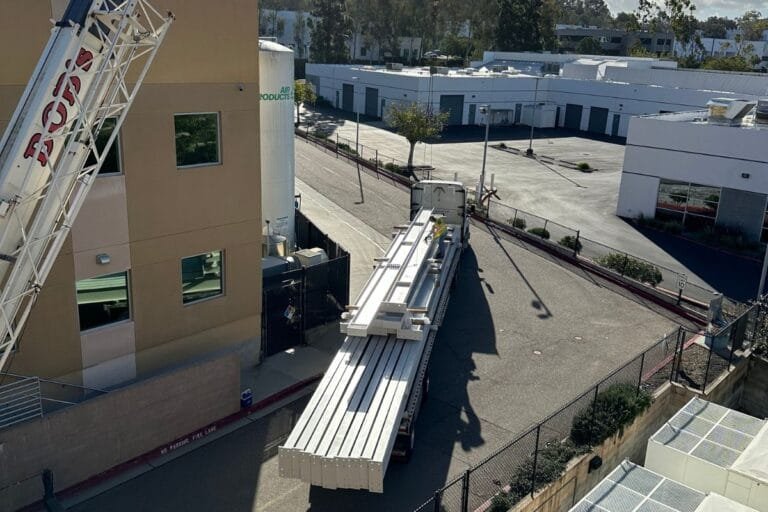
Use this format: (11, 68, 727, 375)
(307, 246, 495, 511)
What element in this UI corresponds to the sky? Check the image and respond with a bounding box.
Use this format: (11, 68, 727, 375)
(605, 0, 765, 19)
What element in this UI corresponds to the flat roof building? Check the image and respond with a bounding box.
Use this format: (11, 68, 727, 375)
(0, 0, 262, 389)
(306, 52, 762, 138)
(617, 100, 768, 242)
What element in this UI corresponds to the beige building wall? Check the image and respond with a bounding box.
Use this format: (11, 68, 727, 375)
(0, 0, 261, 386)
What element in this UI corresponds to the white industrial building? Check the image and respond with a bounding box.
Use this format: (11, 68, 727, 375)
(617, 99, 768, 242)
(306, 51, 768, 138)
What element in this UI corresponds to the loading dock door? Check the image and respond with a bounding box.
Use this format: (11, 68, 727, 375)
(342, 83, 354, 112)
(588, 107, 609, 134)
(365, 87, 379, 118)
(564, 104, 583, 130)
(439, 95, 464, 126)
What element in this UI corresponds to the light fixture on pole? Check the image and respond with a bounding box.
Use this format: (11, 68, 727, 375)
(351, 76, 364, 204)
(478, 104, 491, 208)
(526, 76, 540, 157)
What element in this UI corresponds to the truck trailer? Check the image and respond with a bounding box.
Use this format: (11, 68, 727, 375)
(278, 180, 469, 493)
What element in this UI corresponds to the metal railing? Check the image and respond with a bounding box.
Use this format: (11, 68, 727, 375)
(0, 372, 109, 430)
(413, 299, 765, 512)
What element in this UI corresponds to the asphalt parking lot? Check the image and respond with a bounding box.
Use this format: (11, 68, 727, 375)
(72, 142, 684, 512)
(302, 107, 761, 301)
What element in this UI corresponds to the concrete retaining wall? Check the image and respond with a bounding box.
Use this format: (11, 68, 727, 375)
(0, 353, 240, 511)
(740, 356, 768, 419)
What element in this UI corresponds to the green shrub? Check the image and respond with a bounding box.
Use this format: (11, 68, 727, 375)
(570, 383, 652, 446)
(636, 215, 683, 235)
(528, 227, 550, 240)
(510, 217, 527, 230)
(384, 162, 401, 173)
(597, 253, 662, 286)
(312, 130, 330, 140)
(558, 235, 582, 252)
(336, 143, 358, 155)
(506, 441, 580, 504)
(577, 162, 591, 171)
(488, 493, 514, 512)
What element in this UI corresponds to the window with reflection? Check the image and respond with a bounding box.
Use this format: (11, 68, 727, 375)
(656, 180, 720, 233)
(76, 271, 130, 331)
(85, 117, 121, 175)
(181, 251, 224, 304)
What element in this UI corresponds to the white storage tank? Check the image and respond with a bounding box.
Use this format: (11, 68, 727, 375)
(259, 40, 295, 249)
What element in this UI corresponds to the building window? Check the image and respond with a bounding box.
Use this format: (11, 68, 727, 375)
(611, 37, 622, 44)
(76, 271, 130, 331)
(656, 180, 720, 232)
(181, 251, 224, 304)
(86, 117, 121, 175)
(657, 38, 666, 45)
(360, 46, 367, 57)
(174, 113, 220, 168)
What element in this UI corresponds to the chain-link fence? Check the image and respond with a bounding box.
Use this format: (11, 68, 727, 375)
(411, 305, 767, 512)
(296, 127, 413, 190)
(483, 199, 740, 319)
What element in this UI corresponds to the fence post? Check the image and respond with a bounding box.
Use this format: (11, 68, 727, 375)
(461, 469, 471, 512)
(336, 132, 339, 157)
(702, 337, 714, 394)
(543, 219, 548, 233)
(433, 490, 442, 512)
(588, 385, 600, 446)
(637, 352, 646, 395)
(573, 230, 580, 257)
(670, 327, 683, 383)
(512, 209, 518, 229)
(530, 424, 542, 498)
(375, 149, 379, 176)
(621, 253, 630, 276)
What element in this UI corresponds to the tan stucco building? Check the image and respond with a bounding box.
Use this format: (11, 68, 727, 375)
(0, 0, 262, 388)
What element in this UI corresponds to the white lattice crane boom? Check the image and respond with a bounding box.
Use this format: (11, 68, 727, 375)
(0, 0, 173, 372)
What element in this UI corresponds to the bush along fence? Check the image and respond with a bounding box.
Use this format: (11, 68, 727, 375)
(482, 199, 744, 320)
(413, 300, 766, 512)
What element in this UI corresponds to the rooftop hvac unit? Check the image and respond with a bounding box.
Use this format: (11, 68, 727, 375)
(706, 98, 757, 126)
(755, 98, 768, 125)
(463, 68, 476, 75)
(386, 62, 403, 71)
(645, 397, 768, 512)
(429, 66, 449, 75)
(293, 247, 329, 267)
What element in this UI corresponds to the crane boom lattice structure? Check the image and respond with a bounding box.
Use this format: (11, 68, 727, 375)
(0, 0, 173, 372)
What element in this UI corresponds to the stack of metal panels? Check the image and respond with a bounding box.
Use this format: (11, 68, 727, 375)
(279, 208, 461, 492)
(278, 333, 423, 492)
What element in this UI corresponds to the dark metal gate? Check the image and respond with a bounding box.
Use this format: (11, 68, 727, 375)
(342, 83, 354, 112)
(564, 103, 582, 130)
(588, 107, 609, 134)
(439, 94, 464, 126)
(365, 87, 379, 118)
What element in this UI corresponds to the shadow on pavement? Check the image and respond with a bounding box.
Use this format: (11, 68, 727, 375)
(632, 224, 761, 302)
(307, 247, 495, 511)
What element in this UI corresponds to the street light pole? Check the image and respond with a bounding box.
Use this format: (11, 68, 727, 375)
(526, 77, 540, 157)
(352, 76, 364, 203)
(478, 105, 491, 207)
(759, 243, 768, 299)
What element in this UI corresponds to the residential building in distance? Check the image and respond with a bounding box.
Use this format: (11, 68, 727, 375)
(617, 100, 768, 242)
(0, 0, 262, 389)
(555, 24, 673, 55)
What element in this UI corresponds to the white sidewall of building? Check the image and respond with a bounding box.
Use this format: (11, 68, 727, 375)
(616, 172, 659, 218)
(259, 43, 296, 247)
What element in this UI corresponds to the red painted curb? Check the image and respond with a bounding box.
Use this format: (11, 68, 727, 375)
(19, 373, 323, 511)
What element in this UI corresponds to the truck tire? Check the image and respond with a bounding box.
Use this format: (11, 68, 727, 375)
(403, 426, 416, 462)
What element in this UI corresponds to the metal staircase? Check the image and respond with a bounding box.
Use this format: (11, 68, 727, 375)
(0, 0, 173, 372)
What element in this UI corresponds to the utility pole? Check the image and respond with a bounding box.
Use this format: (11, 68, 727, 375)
(526, 77, 539, 156)
(352, 76, 364, 203)
(478, 105, 491, 207)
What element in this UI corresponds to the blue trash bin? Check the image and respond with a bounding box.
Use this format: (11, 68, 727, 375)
(240, 388, 253, 408)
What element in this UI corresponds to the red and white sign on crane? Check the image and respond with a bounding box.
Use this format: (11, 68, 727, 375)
(0, 0, 173, 371)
